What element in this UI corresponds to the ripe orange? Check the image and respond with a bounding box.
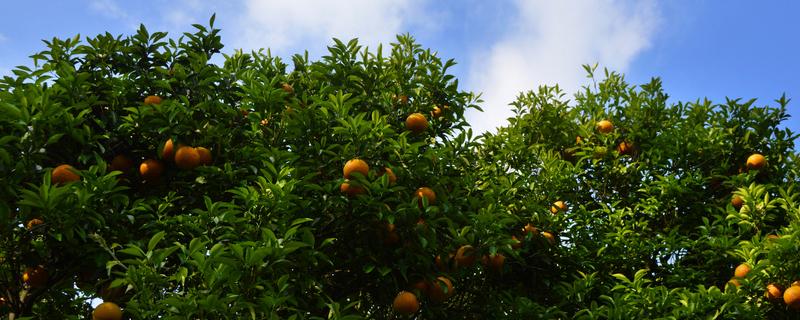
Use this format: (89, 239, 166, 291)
(23, 266, 48, 288)
(143, 95, 162, 105)
(522, 223, 539, 237)
(392, 291, 419, 315)
(196, 147, 213, 166)
(394, 94, 409, 105)
(340, 181, 364, 197)
(405, 113, 428, 134)
(161, 139, 175, 161)
(435, 254, 453, 272)
(415, 187, 436, 206)
(731, 196, 744, 209)
(746, 153, 766, 170)
(174, 146, 201, 170)
(728, 278, 741, 288)
(767, 234, 780, 241)
(454, 245, 477, 268)
(26, 218, 43, 230)
(411, 279, 429, 296)
(92, 301, 123, 320)
(52, 164, 80, 185)
(379, 167, 397, 185)
(511, 235, 523, 249)
(343, 159, 369, 179)
(109, 155, 134, 173)
(550, 201, 567, 214)
(734, 263, 751, 278)
(431, 106, 443, 118)
(766, 283, 783, 300)
(542, 232, 556, 245)
(596, 120, 614, 134)
(482, 253, 505, 273)
(281, 83, 294, 94)
(617, 141, 634, 155)
(784, 285, 800, 309)
(139, 159, 164, 182)
(384, 223, 400, 246)
(429, 276, 454, 303)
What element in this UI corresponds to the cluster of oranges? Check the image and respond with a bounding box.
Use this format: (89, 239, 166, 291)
(729, 263, 800, 310)
(338, 159, 446, 315)
(37, 95, 222, 319)
(50, 96, 215, 185)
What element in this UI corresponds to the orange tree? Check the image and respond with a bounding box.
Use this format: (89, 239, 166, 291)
(1, 16, 799, 319)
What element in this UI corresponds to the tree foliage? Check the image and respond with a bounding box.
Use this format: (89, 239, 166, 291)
(1, 17, 799, 319)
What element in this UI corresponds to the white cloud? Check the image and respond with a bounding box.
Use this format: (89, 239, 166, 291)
(0, 32, 6, 43)
(466, 0, 660, 135)
(232, 0, 423, 55)
(88, 0, 128, 21)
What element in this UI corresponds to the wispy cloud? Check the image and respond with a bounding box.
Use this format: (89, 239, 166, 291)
(231, 0, 423, 56)
(88, 0, 128, 20)
(0, 32, 7, 43)
(466, 0, 660, 134)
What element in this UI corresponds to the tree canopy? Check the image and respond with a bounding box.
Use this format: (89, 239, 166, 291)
(1, 17, 799, 319)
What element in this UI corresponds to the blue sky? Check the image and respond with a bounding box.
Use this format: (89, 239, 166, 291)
(1, 0, 798, 136)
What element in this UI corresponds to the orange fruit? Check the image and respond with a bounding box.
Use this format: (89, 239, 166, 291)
(26, 218, 43, 230)
(596, 120, 614, 134)
(411, 280, 429, 296)
(160, 139, 175, 161)
(482, 253, 505, 273)
(550, 201, 567, 214)
(139, 159, 164, 182)
(511, 235, 523, 249)
(174, 146, 201, 170)
(429, 276, 454, 303)
(435, 254, 453, 272)
(109, 155, 134, 173)
(617, 141, 634, 155)
(384, 223, 400, 246)
(767, 234, 780, 241)
(454, 245, 477, 268)
(343, 159, 369, 179)
(379, 167, 397, 185)
(542, 232, 556, 245)
(766, 283, 783, 300)
(405, 113, 428, 134)
(415, 187, 436, 206)
(92, 301, 123, 320)
(340, 181, 364, 197)
(522, 223, 539, 237)
(23, 266, 48, 288)
(392, 291, 419, 315)
(196, 147, 213, 166)
(731, 196, 744, 209)
(734, 263, 751, 278)
(143, 95, 162, 105)
(281, 83, 294, 94)
(52, 164, 80, 185)
(728, 278, 741, 288)
(784, 285, 800, 309)
(431, 106, 443, 118)
(394, 94, 409, 105)
(746, 153, 766, 170)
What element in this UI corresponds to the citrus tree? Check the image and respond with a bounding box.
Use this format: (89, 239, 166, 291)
(1, 16, 799, 319)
